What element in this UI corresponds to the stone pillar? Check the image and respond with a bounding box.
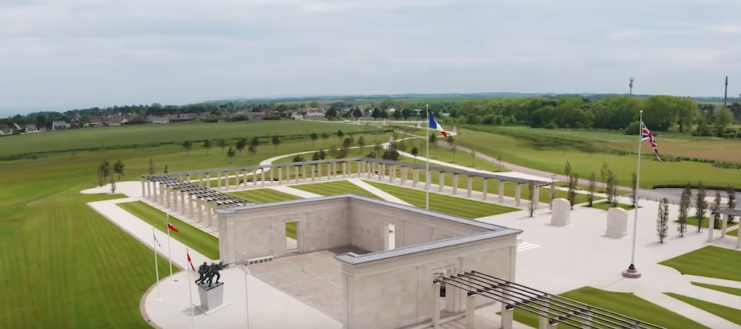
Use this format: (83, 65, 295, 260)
(367, 162, 372, 179)
(499, 181, 505, 203)
(343, 162, 347, 179)
(311, 165, 316, 182)
(515, 184, 522, 206)
(197, 199, 203, 222)
(378, 164, 383, 182)
(389, 165, 394, 183)
(721, 214, 729, 238)
(206, 172, 211, 188)
(432, 282, 441, 329)
(165, 187, 171, 208)
(501, 306, 514, 329)
(217, 172, 222, 189)
(225, 172, 230, 191)
(539, 298, 550, 329)
(207, 201, 213, 227)
(189, 194, 194, 218)
(318, 162, 323, 180)
(356, 161, 361, 177)
(465, 294, 476, 329)
(413, 169, 419, 187)
(708, 222, 714, 242)
(467, 177, 473, 197)
(141, 178, 145, 197)
(270, 166, 274, 184)
(482, 179, 488, 200)
(332, 162, 337, 178)
(278, 167, 282, 185)
(425, 169, 430, 191)
(533, 186, 540, 208)
(146, 180, 151, 199)
(295, 166, 299, 183)
(199, 173, 203, 187)
(452, 174, 458, 194)
(581, 311, 591, 329)
(180, 190, 186, 214)
(438, 172, 445, 192)
(261, 169, 265, 187)
(302, 165, 307, 181)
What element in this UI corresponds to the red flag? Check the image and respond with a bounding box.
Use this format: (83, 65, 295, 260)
(167, 220, 179, 233)
(187, 251, 196, 271)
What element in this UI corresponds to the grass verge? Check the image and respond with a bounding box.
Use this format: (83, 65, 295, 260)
(691, 282, 741, 297)
(659, 246, 741, 281)
(666, 293, 741, 325)
(291, 180, 381, 199)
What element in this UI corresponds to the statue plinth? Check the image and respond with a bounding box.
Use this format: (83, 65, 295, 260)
(195, 282, 230, 315)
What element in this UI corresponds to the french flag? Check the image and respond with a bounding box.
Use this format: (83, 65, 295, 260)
(428, 114, 453, 137)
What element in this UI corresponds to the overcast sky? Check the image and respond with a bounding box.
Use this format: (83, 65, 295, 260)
(1, 0, 739, 114)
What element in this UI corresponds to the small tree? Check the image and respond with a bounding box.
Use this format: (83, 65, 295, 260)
(342, 137, 353, 153)
(567, 173, 578, 209)
(678, 185, 691, 237)
(429, 133, 438, 158)
(357, 136, 366, 153)
(321, 132, 329, 144)
(695, 181, 707, 232)
(311, 150, 321, 161)
(600, 162, 610, 192)
(226, 147, 236, 164)
(100, 160, 111, 184)
(182, 140, 193, 155)
(271, 136, 281, 154)
(250, 137, 260, 148)
(630, 173, 638, 207)
(217, 139, 228, 153)
(610, 173, 619, 207)
(236, 138, 247, 155)
(293, 154, 304, 166)
(310, 132, 319, 146)
(550, 175, 556, 210)
(109, 173, 116, 194)
(164, 164, 168, 174)
(587, 172, 596, 207)
(148, 158, 155, 175)
(712, 191, 722, 229)
(113, 160, 125, 180)
(564, 160, 572, 177)
(411, 146, 419, 163)
(248, 145, 257, 159)
(318, 149, 326, 160)
(657, 198, 669, 243)
(470, 146, 476, 166)
(727, 186, 737, 224)
(337, 129, 345, 140)
(202, 140, 212, 155)
(605, 170, 615, 205)
(97, 164, 105, 187)
(327, 145, 339, 158)
(528, 181, 536, 217)
(496, 151, 503, 171)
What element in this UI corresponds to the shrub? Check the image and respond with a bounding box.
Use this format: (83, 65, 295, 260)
(623, 121, 641, 136)
(544, 122, 558, 129)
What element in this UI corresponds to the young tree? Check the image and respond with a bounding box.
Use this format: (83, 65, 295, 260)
(357, 136, 366, 153)
(311, 150, 321, 161)
(164, 164, 168, 174)
(600, 162, 610, 192)
(182, 140, 193, 155)
(550, 175, 557, 210)
(695, 181, 707, 232)
(226, 147, 236, 164)
(657, 198, 669, 243)
(248, 144, 257, 159)
(567, 173, 578, 209)
(109, 173, 116, 194)
(610, 172, 619, 207)
(202, 140, 212, 155)
(470, 146, 476, 166)
(236, 138, 247, 155)
(327, 145, 339, 158)
(528, 181, 536, 217)
(271, 135, 281, 154)
(318, 149, 326, 160)
(100, 160, 111, 183)
(587, 172, 596, 207)
(321, 132, 329, 145)
(678, 185, 691, 237)
(712, 191, 722, 229)
(429, 133, 438, 158)
(605, 170, 615, 205)
(336, 129, 345, 140)
(411, 146, 419, 163)
(250, 136, 260, 148)
(727, 186, 737, 224)
(217, 139, 228, 153)
(292, 154, 304, 166)
(113, 160, 125, 180)
(564, 160, 572, 177)
(148, 158, 155, 175)
(97, 164, 105, 187)
(342, 137, 353, 153)
(310, 132, 319, 146)
(497, 151, 503, 171)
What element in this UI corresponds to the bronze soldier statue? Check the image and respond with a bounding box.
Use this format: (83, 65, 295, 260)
(204, 261, 232, 287)
(194, 262, 209, 285)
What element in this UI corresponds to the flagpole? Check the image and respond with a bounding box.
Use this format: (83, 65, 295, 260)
(187, 249, 196, 329)
(167, 213, 173, 282)
(243, 252, 250, 329)
(425, 104, 430, 210)
(153, 227, 161, 301)
(623, 109, 643, 279)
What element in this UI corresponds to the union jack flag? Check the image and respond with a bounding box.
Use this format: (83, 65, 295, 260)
(641, 122, 661, 162)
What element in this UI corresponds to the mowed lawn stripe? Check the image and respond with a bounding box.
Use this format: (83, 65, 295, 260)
(291, 180, 381, 199)
(666, 293, 741, 325)
(512, 287, 709, 329)
(691, 282, 741, 298)
(229, 189, 302, 239)
(364, 181, 518, 219)
(659, 246, 741, 282)
(117, 201, 219, 260)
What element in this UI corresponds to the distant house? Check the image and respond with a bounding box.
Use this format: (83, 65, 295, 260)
(0, 124, 12, 135)
(246, 111, 267, 120)
(90, 118, 104, 127)
(52, 121, 71, 130)
(151, 117, 170, 124)
(24, 124, 38, 133)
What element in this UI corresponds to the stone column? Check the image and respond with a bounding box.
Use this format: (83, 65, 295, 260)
(425, 169, 430, 191)
(581, 311, 591, 329)
(452, 174, 458, 194)
(533, 186, 540, 209)
(146, 180, 151, 199)
(367, 162, 373, 179)
(413, 168, 419, 187)
(465, 294, 476, 329)
(225, 172, 231, 191)
(302, 165, 307, 182)
(538, 297, 550, 329)
(515, 184, 522, 206)
(720, 214, 728, 238)
(467, 177, 473, 197)
(318, 162, 322, 180)
(199, 173, 203, 187)
(207, 201, 213, 227)
(438, 172, 445, 192)
(311, 164, 316, 182)
(295, 166, 299, 183)
(481, 178, 489, 200)
(217, 172, 222, 189)
(499, 181, 505, 203)
(261, 169, 265, 187)
(501, 305, 514, 329)
(332, 162, 337, 178)
(378, 164, 383, 181)
(356, 161, 361, 177)
(189, 194, 194, 218)
(206, 172, 211, 188)
(141, 178, 145, 197)
(165, 186, 171, 208)
(270, 166, 274, 184)
(278, 167, 282, 185)
(197, 199, 203, 222)
(708, 222, 715, 242)
(343, 162, 347, 179)
(432, 282, 441, 329)
(400, 166, 407, 185)
(389, 165, 395, 183)
(180, 190, 186, 214)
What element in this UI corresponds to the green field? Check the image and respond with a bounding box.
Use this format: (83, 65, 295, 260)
(228, 189, 302, 238)
(674, 216, 713, 229)
(364, 180, 518, 219)
(117, 201, 219, 260)
(454, 128, 741, 188)
(589, 201, 637, 210)
(659, 246, 741, 281)
(0, 120, 388, 157)
(691, 282, 741, 297)
(666, 293, 741, 325)
(511, 287, 709, 329)
(290, 180, 381, 199)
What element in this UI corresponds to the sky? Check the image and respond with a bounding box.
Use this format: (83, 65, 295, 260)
(1, 0, 740, 115)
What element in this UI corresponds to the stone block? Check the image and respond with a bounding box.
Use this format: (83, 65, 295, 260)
(605, 208, 628, 239)
(549, 198, 570, 226)
(196, 282, 230, 315)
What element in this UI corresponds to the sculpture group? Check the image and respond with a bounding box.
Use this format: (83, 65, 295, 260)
(195, 261, 232, 287)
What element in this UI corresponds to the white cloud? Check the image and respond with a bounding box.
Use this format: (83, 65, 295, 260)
(1, 0, 740, 112)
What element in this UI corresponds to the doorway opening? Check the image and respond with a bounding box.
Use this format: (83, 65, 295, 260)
(383, 223, 396, 250)
(286, 221, 298, 253)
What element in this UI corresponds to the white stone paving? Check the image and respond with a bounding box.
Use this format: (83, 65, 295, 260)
(346, 178, 412, 206)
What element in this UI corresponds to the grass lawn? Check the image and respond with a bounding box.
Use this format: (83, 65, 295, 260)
(666, 293, 741, 325)
(291, 180, 382, 199)
(454, 128, 741, 188)
(659, 246, 741, 281)
(364, 180, 518, 219)
(229, 188, 302, 239)
(511, 287, 709, 329)
(730, 229, 739, 237)
(117, 201, 219, 260)
(587, 201, 637, 211)
(673, 216, 716, 229)
(691, 282, 741, 297)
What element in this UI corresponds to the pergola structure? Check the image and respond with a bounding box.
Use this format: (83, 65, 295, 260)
(708, 207, 741, 248)
(436, 271, 664, 329)
(141, 157, 553, 209)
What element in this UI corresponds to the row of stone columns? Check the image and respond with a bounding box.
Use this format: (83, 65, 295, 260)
(431, 282, 516, 329)
(142, 178, 220, 231)
(707, 214, 741, 248)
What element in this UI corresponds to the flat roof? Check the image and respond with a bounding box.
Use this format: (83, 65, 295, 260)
(713, 207, 741, 217)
